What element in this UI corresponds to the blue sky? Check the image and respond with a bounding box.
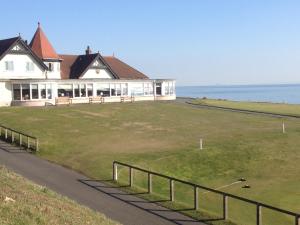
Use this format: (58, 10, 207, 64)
(1, 0, 300, 86)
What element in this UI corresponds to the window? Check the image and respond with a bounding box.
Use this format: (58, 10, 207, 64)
(47, 84, 52, 99)
(87, 84, 93, 97)
(156, 83, 162, 95)
(96, 83, 110, 97)
(74, 84, 80, 97)
(31, 84, 38, 99)
(144, 83, 153, 95)
(80, 84, 86, 97)
(13, 84, 21, 100)
(58, 84, 73, 97)
(48, 63, 54, 72)
(131, 83, 144, 96)
(21, 84, 30, 100)
(121, 84, 128, 96)
(170, 82, 174, 95)
(40, 84, 46, 99)
(26, 62, 34, 72)
(165, 83, 170, 95)
(116, 84, 121, 96)
(5, 61, 14, 71)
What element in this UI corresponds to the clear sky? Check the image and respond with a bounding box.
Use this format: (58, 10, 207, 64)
(0, 0, 299, 86)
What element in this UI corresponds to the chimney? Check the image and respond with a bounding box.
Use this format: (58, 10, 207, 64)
(85, 46, 92, 55)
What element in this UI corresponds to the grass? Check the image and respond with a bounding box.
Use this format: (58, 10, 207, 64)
(0, 165, 119, 225)
(192, 98, 300, 116)
(0, 101, 299, 225)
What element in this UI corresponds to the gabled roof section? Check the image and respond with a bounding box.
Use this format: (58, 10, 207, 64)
(59, 53, 118, 79)
(0, 36, 48, 70)
(29, 23, 60, 60)
(103, 56, 149, 79)
(0, 37, 20, 60)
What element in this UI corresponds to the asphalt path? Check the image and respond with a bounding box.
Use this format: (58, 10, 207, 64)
(0, 140, 208, 225)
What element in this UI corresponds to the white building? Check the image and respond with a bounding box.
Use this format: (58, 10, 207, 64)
(0, 24, 176, 107)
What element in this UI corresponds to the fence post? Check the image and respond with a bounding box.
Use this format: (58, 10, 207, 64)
(194, 185, 198, 210)
(19, 134, 22, 146)
(148, 173, 152, 193)
(27, 137, 30, 149)
(129, 167, 133, 187)
(11, 131, 14, 143)
(223, 195, 228, 220)
(295, 215, 299, 225)
(113, 163, 118, 181)
(256, 204, 262, 225)
(5, 129, 8, 139)
(0, 126, 1, 137)
(170, 179, 174, 201)
(35, 139, 39, 151)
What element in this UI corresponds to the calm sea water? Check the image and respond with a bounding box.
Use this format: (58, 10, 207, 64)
(176, 84, 300, 104)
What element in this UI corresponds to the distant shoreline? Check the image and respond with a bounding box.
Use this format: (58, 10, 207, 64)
(176, 84, 300, 104)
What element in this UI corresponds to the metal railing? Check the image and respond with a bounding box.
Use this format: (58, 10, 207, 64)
(113, 161, 299, 225)
(0, 124, 39, 151)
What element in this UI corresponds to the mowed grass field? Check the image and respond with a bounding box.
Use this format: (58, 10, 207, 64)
(0, 101, 299, 225)
(193, 98, 300, 116)
(0, 166, 119, 225)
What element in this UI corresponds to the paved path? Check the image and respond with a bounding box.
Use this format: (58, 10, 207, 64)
(0, 140, 210, 225)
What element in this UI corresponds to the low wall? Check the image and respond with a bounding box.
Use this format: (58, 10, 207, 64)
(9, 95, 176, 107)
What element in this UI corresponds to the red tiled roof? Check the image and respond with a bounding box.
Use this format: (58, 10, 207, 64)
(59, 54, 149, 80)
(103, 56, 148, 80)
(29, 23, 60, 60)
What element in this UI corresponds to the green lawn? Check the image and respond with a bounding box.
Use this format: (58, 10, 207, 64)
(0, 165, 119, 225)
(0, 101, 299, 225)
(193, 98, 300, 116)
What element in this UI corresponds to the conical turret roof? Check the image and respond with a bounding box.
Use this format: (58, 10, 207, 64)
(29, 23, 60, 60)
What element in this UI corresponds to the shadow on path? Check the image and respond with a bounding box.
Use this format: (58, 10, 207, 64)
(79, 179, 224, 225)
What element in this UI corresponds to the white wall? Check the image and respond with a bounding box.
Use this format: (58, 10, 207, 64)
(0, 82, 12, 106)
(0, 54, 46, 79)
(44, 62, 61, 79)
(81, 68, 113, 79)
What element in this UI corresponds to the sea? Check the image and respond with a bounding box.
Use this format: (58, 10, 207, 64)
(176, 84, 300, 104)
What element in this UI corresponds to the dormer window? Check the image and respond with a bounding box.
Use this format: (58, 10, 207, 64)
(26, 62, 34, 72)
(5, 61, 14, 71)
(48, 63, 54, 72)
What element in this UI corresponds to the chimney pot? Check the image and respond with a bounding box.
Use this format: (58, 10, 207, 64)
(86, 46, 92, 55)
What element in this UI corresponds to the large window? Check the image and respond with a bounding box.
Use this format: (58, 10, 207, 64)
(58, 84, 73, 97)
(96, 84, 110, 97)
(131, 83, 144, 96)
(13, 84, 21, 100)
(80, 84, 86, 97)
(47, 84, 52, 99)
(144, 83, 153, 95)
(31, 84, 38, 99)
(87, 84, 93, 97)
(116, 84, 121, 96)
(21, 84, 30, 100)
(5, 61, 14, 71)
(121, 84, 128, 96)
(74, 84, 80, 97)
(40, 84, 46, 99)
(165, 83, 170, 95)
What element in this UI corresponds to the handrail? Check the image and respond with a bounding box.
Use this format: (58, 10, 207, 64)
(0, 124, 39, 151)
(113, 161, 300, 224)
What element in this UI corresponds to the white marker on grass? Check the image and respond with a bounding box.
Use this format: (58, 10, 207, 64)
(199, 138, 203, 150)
